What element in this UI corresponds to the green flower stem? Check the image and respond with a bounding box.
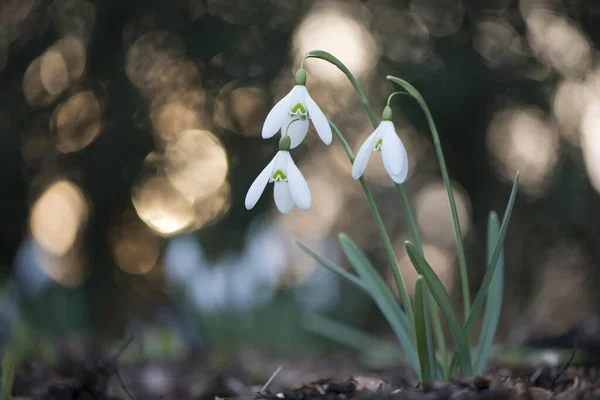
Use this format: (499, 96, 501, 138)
(387, 91, 411, 107)
(394, 185, 422, 254)
(328, 119, 414, 333)
(302, 52, 422, 257)
(304, 51, 378, 126)
(387, 75, 471, 319)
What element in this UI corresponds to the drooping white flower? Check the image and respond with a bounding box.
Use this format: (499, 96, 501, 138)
(261, 69, 332, 149)
(245, 149, 311, 214)
(352, 107, 408, 184)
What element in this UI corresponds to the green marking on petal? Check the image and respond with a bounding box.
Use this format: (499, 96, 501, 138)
(290, 103, 307, 115)
(272, 169, 287, 182)
(374, 138, 383, 151)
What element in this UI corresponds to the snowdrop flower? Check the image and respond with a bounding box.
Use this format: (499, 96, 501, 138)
(261, 69, 332, 149)
(352, 106, 409, 184)
(245, 136, 311, 214)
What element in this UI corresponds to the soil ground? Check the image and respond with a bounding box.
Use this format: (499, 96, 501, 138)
(8, 351, 600, 400)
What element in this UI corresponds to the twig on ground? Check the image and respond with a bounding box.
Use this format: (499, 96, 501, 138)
(261, 365, 284, 393)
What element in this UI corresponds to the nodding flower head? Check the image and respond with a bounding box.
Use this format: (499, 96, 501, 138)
(351, 107, 409, 184)
(245, 148, 311, 214)
(261, 69, 332, 149)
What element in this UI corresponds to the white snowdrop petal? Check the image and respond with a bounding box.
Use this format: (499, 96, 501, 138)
(351, 129, 379, 180)
(262, 88, 295, 139)
(391, 144, 409, 184)
(245, 157, 276, 209)
(286, 153, 311, 210)
(272, 150, 287, 172)
(288, 85, 307, 109)
(302, 87, 333, 145)
(381, 122, 403, 177)
(282, 115, 309, 149)
(274, 182, 294, 214)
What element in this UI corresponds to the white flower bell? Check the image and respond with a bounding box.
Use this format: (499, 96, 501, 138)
(261, 69, 332, 149)
(352, 106, 409, 184)
(245, 136, 312, 214)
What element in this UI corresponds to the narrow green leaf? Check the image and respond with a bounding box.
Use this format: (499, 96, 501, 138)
(386, 75, 470, 319)
(302, 313, 402, 365)
(473, 211, 504, 374)
(465, 172, 518, 336)
(428, 295, 449, 380)
(414, 276, 433, 384)
(338, 234, 421, 377)
(404, 242, 473, 376)
(394, 185, 423, 254)
(296, 240, 367, 292)
(422, 288, 440, 381)
(449, 171, 519, 374)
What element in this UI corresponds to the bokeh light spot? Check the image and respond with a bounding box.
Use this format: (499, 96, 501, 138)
(192, 181, 231, 230)
(110, 210, 162, 275)
(487, 107, 559, 196)
(52, 36, 87, 82)
(526, 10, 591, 77)
(125, 31, 187, 96)
(214, 85, 270, 137)
(151, 101, 201, 143)
(580, 101, 600, 194)
(40, 50, 69, 95)
(133, 129, 231, 236)
(473, 19, 523, 69)
(366, 2, 431, 63)
(416, 182, 471, 248)
(132, 174, 196, 237)
(553, 79, 591, 146)
(293, 2, 378, 86)
(30, 180, 88, 256)
(23, 56, 55, 108)
(23, 36, 87, 108)
(165, 129, 228, 203)
(52, 91, 102, 153)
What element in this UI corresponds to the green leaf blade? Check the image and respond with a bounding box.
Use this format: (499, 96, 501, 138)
(302, 313, 402, 366)
(404, 242, 473, 376)
(338, 234, 421, 378)
(296, 240, 367, 293)
(473, 211, 504, 374)
(428, 295, 449, 380)
(414, 276, 433, 384)
(465, 172, 519, 336)
(449, 171, 519, 375)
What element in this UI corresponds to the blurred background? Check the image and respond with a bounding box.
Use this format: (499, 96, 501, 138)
(2, 0, 600, 388)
